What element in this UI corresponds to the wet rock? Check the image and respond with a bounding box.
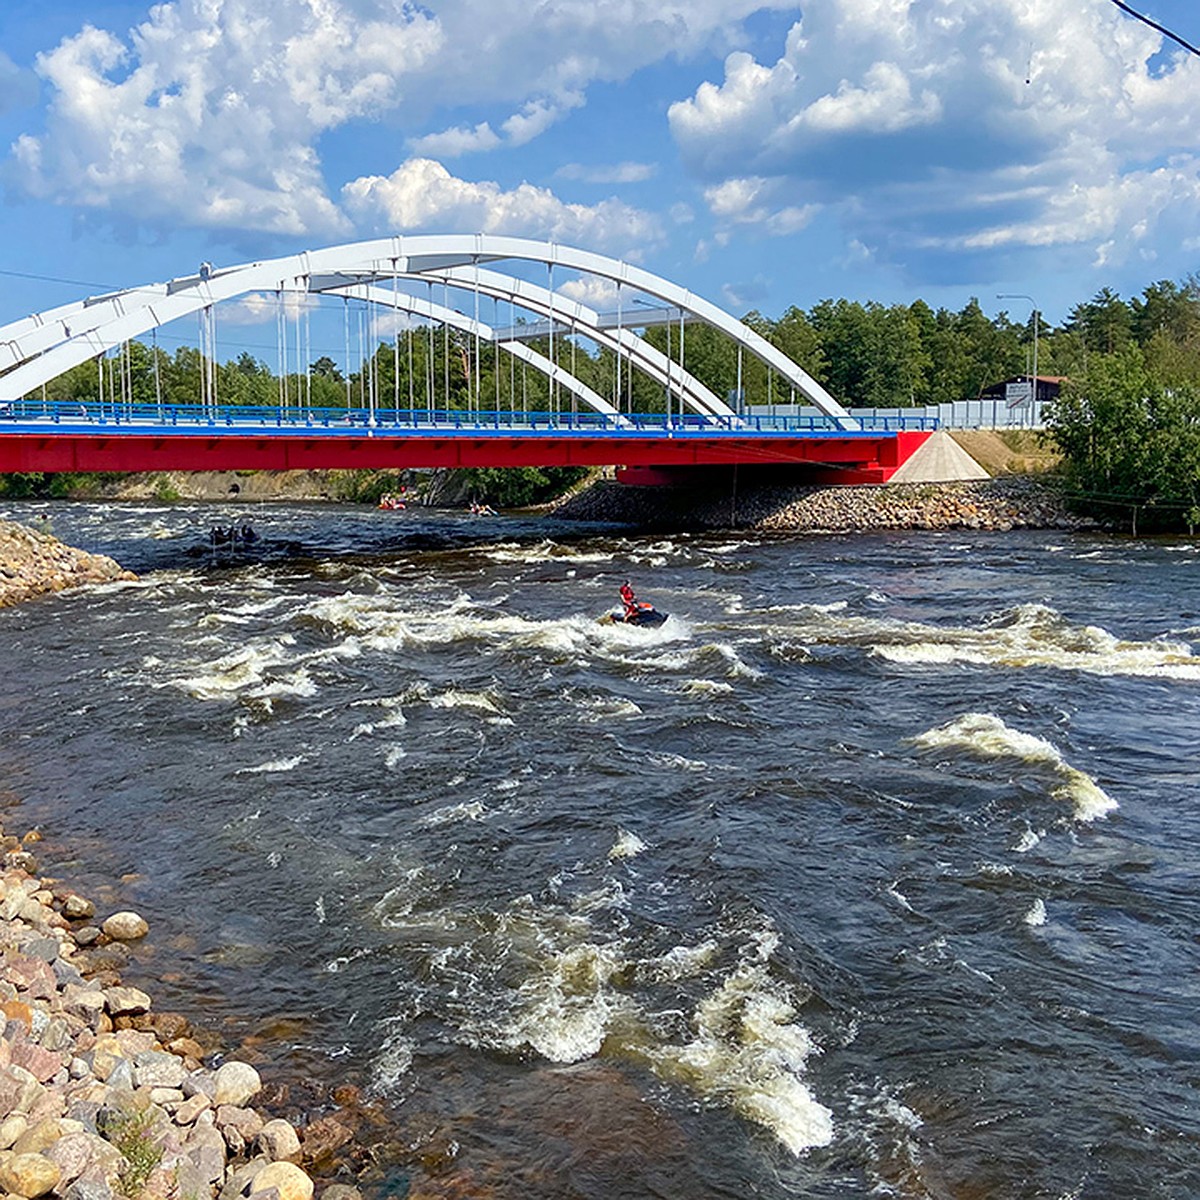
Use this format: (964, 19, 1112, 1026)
(61, 897, 95, 922)
(169, 1037, 205, 1063)
(219, 1157, 271, 1200)
(298, 1116, 353, 1168)
(99, 913, 147, 942)
(133, 1012, 190, 1043)
(319, 1186, 362, 1200)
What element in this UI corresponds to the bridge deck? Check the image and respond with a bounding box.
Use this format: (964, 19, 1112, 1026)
(0, 403, 937, 482)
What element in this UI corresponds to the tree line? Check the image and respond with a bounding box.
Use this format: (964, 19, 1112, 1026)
(14, 274, 1200, 527)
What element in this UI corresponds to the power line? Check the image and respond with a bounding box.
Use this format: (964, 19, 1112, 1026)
(1108, 0, 1200, 57)
(0, 267, 122, 291)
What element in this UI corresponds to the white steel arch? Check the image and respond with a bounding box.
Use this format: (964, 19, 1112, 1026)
(395, 265, 733, 418)
(0, 235, 855, 428)
(329, 282, 622, 422)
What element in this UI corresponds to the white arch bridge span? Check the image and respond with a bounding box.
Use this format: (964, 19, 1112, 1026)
(0, 236, 938, 481)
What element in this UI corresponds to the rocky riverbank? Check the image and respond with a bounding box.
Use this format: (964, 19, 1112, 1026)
(0, 825, 342, 1200)
(0, 523, 135, 609)
(552, 475, 1094, 533)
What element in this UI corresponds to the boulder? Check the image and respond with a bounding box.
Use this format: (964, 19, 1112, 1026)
(7, 1045, 61, 1087)
(0, 1115, 28, 1150)
(172, 1094, 210, 1126)
(100, 913, 148, 942)
(11, 1118, 62, 1156)
(319, 1187, 362, 1200)
(61, 896, 95, 922)
(133, 1053, 185, 1091)
(257, 1120, 301, 1165)
(102, 988, 150, 1018)
(43, 1132, 123, 1189)
(213, 1062, 261, 1108)
(249, 1162, 313, 1200)
(0, 1152, 61, 1198)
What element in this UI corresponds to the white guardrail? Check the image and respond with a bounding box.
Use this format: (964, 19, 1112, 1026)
(749, 399, 1047, 430)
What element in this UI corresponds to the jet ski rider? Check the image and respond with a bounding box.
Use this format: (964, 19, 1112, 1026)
(619, 581, 639, 622)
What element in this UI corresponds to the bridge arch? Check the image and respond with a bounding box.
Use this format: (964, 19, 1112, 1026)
(0, 235, 855, 429)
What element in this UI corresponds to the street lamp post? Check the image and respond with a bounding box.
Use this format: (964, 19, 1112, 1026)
(997, 293, 1038, 425)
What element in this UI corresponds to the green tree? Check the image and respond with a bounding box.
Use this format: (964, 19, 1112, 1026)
(1045, 346, 1200, 531)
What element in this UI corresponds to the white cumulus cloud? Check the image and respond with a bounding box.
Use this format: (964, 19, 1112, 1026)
(669, 0, 1200, 270)
(7, 0, 792, 237)
(342, 158, 662, 254)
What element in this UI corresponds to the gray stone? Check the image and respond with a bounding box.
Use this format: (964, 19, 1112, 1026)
(256, 1120, 301, 1165)
(218, 1158, 270, 1200)
(51, 960, 84, 989)
(173, 1093, 210, 1126)
(185, 1123, 228, 1186)
(73, 928, 100, 947)
(319, 1186, 362, 1200)
(133, 1052, 185, 1091)
(174, 1160, 212, 1200)
(23, 941, 58, 965)
(61, 896, 94, 921)
(62, 1172, 114, 1200)
(103, 1059, 133, 1093)
(64, 1102, 101, 1134)
(102, 987, 150, 1018)
(40, 1018, 72, 1055)
(213, 1061, 261, 1107)
(182, 1072, 216, 1100)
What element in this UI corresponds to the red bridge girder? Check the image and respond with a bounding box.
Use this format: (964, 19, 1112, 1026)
(0, 430, 931, 482)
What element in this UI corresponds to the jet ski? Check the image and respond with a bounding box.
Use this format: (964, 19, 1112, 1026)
(601, 602, 669, 628)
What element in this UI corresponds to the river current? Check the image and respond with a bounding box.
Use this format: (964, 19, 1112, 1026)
(0, 501, 1198, 1199)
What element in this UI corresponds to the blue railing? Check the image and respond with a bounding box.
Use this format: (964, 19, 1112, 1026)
(0, 398, 940, 435)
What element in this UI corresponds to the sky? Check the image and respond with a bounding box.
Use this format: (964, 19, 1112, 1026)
(1, 0, 1199, 352)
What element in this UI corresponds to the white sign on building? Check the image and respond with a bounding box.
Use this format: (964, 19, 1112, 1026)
(1006, 380, 1033, 407)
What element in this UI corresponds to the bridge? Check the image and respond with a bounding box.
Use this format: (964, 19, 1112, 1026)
(0, 235, 937, 483)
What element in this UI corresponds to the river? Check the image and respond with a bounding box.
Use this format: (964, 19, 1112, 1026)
(0, 500, 1197, 1199)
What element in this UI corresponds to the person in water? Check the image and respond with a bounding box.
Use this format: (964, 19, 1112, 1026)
(620, 581, 639, 621)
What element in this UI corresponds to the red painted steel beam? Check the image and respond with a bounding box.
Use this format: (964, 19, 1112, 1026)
(0, 430, 932, 474)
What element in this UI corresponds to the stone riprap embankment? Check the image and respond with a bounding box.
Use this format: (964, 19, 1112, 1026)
(0, 522, 134, 609)
(553, 477, 1093, 533)
(0, 830, 363, 1200)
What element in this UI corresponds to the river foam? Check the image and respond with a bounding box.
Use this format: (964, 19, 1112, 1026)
(910, 712, 1118, 821)
(368, 866, 832, 1156)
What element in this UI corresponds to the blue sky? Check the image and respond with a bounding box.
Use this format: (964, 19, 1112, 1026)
(1, 0, 1199, 348)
